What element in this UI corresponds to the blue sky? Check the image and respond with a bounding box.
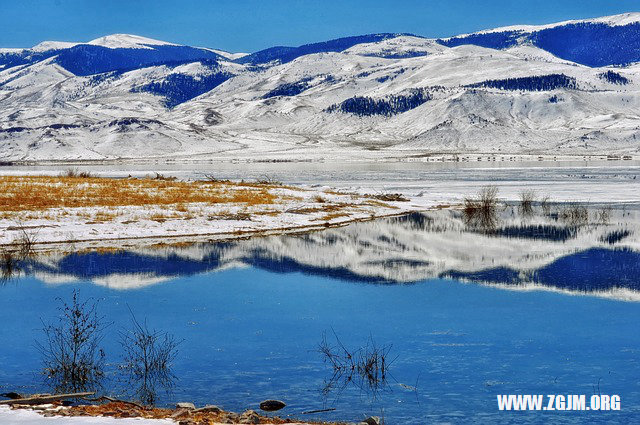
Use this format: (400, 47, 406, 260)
(1, 0, 638, 52)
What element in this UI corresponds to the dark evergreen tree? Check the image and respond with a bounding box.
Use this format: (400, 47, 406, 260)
(262, 77, 314, 99)
(327, 89, 431, 116)
(598, 70, 630, 85)
(467, 74, 578, 91)
(131, 71, 232, 108)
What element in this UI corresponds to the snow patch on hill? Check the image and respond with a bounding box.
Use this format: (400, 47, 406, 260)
(31, 40, 79, 52)
(88, 34, 178, 49)
(453, 12, 640, 36)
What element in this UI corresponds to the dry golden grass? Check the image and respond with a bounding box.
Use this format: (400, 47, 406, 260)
(364, 199, 395, 209)
(0, 176, 279, 212)
(92, 211, 120, 222)
(313, 211, 351, 222)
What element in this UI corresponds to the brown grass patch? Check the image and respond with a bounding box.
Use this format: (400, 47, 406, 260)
(0, 176, 279, 212)
(313, 212, 351, 222)
(364, 199, 395, 209)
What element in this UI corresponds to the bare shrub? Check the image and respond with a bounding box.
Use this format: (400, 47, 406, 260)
(201, 174, 232, 183)
(38, 291, 108, 393)
(560, 204, 589, 226)
(519, 189, 536, 217)
(119, 311, 179, 406)
(153, 172, 177, 181)
(0, 250, 18, 284)
(367, 193, 409, 202)
(463, 186, 499, 229)
(540, 195, 551, 215)
(15, 226, 37, 259)
(255, 176, 282, 185)
(318, 330, 394, 400)
(62, 168, 94, 178)
(595, 207, 612, 224)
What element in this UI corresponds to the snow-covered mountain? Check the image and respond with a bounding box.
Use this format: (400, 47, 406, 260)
(1, 14, 640, 162)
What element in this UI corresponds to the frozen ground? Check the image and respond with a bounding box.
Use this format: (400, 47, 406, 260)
(0, 406, 172, 425)
(2, 159, 638, 205)
(0, 175, 416, 250)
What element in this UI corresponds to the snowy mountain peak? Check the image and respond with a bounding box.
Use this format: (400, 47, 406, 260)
(596, 12, 640, 26)
(2, 14, 640, 161)
(87, 34, 178, 49)
(458, 12, 640, 37)
(31, 41, 79, 52)
(208, 49, 249, 60)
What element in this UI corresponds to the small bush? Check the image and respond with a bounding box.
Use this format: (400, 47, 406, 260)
(62, 168, 94, 178)
(540, 195, 552, 215)
(368, 193, 409, 202)
(463, 186, 499, 229)
(119, 311, 180, 406)
(318, 330, 393, 399)
(38, 291, 108, 393)
(152, 172, 177, 181)
(559, 204, 589, 226)
(595, 206, 612, 224)
(519, 189, 536, 217)
(0, 251, 17, 284)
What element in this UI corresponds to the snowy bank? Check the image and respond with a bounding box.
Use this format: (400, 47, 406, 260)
(0, 175, 429, 252)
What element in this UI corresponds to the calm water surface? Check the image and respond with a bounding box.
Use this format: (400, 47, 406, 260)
(1, 208, 639, 424)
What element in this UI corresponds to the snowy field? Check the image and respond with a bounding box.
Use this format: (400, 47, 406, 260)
(2, 159, 638, 204)
(0, 174, 417, 250)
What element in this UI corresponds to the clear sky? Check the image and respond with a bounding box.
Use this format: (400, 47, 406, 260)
(1, 0, 638, 53)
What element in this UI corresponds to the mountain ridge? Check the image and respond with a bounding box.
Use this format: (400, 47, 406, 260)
(1, 13, 639, 161)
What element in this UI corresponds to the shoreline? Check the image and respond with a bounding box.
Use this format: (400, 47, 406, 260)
(0, 174, 432, 253)
(1, 152, 638, 166)
(0, 400, 350, 425)
(3, 210, 419, 255)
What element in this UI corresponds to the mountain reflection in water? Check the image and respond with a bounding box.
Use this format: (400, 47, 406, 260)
(13, 206, 640, 299)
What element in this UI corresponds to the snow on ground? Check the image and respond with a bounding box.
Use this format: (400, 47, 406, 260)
(0, 160, 637, 251)
(3, 18, 640, 161)
(0, 406, 173, 424)
(0, 406, 317, 425)
(0, 176, 420, 250)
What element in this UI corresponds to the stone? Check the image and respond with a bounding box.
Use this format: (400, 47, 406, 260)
(0, 392, 22, 399)
(239, 409, 260, 424)
(176, 402, 196, 410)
(222, 412, 240, 423)
(259, 399, 286, 412)
(193, 404, 223, 414)
(171, 408, 191, 419)
(362, 417, 381, 425)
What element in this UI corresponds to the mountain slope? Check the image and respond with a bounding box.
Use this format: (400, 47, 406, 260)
(439, 12, 640, 67)
(1, 15, 640, 162)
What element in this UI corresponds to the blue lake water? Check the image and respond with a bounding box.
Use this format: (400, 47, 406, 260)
(1, 209, 639, 424)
